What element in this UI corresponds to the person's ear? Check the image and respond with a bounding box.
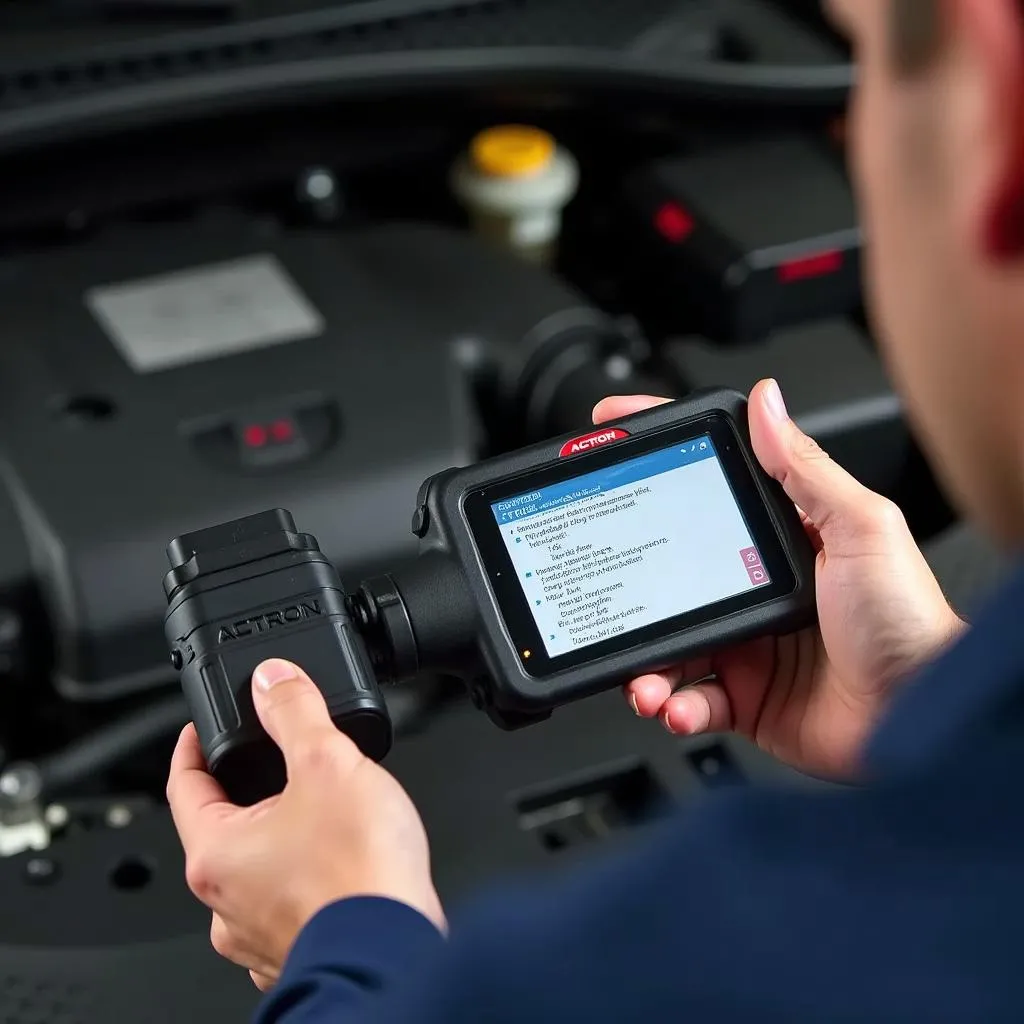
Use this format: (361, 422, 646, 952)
(953, 0, 1024, 258)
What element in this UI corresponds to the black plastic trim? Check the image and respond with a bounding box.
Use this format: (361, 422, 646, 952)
(0, 49, 853, 157)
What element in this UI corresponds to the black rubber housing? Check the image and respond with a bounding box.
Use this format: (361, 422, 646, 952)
(163, 509, 391, 805)
(356, 551, 477, 682)
(531, 355, 670, 441)
(412, 388, 817, 723)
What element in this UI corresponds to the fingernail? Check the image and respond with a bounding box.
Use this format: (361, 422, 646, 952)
(765, 379, 788, 422)
(253, 659, 298, 692)
(629, 692, 641, 716)
(661, 710, 677, 735)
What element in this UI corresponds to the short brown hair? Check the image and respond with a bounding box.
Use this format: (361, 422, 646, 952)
(891, 0, 1024, 73)
(889, 0, 943, 74)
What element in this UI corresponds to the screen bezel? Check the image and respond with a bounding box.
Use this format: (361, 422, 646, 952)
(463, 413, 798, 678)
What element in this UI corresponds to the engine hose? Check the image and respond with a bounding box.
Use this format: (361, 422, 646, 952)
(36, 693, 190, 794)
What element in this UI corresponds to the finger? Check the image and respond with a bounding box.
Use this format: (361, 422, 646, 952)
(211, 914, 274, 976)
(251, 659, 357, 775)
(593, 395, 673, 425)
(211, 914, 244, 966)
(659, 682, 733, 736)
(625, 673, 675, 717)
(748, 379, 885, 541)
(798, 509, 824, 553)
(709, 636, 780, 739)
(250, 971, 276, 992)
(624, 656, 715, 716)
(167, 725, 230, 851)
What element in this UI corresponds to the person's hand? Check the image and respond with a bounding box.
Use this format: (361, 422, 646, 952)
(166, 658, 444, 991)
(593, 379, 965, 778)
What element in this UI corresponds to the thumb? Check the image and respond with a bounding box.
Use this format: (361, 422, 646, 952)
(748, 379, 881, 540)
(251, 659, 340, 767)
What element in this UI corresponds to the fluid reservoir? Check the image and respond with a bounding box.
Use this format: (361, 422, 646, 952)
(451, 125, 579, 265)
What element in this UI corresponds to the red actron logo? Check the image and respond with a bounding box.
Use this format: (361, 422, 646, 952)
(558, 428, 630, 458)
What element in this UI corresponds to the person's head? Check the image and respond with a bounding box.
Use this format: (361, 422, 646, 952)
(827, 0, 1024, 543)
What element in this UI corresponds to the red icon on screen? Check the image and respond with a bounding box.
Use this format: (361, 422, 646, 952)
(653, 201, 695, 244)
(739, 547, 770, 587)
(242, 419, 296, 448)
(269, 418, 294, 442)
(243, 424, 268, 448)
(777, 249, 843, 284)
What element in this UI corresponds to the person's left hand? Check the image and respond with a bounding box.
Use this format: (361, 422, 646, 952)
(166, 658, 445, 991)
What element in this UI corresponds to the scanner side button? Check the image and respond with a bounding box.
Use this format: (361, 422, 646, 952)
(201, 662, 240, 733)
(411, 505, 429, 538)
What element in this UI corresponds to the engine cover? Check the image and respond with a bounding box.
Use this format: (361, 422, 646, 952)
(0, 217, 595, 699)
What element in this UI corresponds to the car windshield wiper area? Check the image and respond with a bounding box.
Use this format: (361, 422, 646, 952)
(2, 0, 499, 31)
(50, 0, 243, 20)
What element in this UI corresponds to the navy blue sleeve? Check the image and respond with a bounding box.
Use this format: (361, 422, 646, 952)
(252, 585, 1024, 1024)
(253, 752, 1024, 1024)
(255, 897, 445, 1022)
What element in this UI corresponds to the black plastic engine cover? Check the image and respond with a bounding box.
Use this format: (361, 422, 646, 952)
(0, 218, 596, 699)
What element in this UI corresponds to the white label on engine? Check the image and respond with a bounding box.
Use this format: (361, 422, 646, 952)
(84, 254, 325, 373)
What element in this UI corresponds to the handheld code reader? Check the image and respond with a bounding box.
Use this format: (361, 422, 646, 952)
(164, 389, 816, 803)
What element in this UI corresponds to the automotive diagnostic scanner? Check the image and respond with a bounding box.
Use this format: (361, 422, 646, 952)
(164, 389, 817, 790)
(372, 387, 816, 726)
(163, 510, 391, 805)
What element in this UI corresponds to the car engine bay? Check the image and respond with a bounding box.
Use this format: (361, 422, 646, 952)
(0, 1, 1009, 1020)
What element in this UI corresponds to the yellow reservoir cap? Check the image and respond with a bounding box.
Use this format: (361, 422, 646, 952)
(470, 125, 556, 178)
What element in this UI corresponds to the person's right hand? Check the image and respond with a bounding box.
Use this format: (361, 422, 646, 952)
(593, 379, 966, 779)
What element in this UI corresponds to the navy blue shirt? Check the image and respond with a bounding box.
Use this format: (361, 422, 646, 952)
(255, 567, 1024, 1024)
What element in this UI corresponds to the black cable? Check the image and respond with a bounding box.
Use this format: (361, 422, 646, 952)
(35, 693, 189, 794)
(0, 49, 853, 157)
